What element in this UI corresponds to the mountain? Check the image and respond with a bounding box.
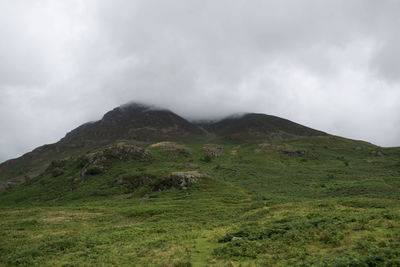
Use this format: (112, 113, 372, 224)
(1, 102, 400, 266)
(0, 103, 204, 188)
(0, 102, 327, 189)
(201, 113, 326, 141)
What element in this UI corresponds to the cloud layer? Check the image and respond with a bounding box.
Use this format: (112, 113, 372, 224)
(1, 0, 399, 162)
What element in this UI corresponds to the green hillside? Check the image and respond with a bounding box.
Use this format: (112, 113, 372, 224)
(1, 136, 399, 266)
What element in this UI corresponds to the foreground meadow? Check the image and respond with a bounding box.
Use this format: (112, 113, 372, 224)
(1, 136, 399, 266)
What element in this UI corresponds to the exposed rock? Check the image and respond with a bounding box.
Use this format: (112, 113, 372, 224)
(370, 150, 384, 157)
(231, 145, 241, 156)
(116, 170, 208, 192)
(170, 170, 204, 179)
(78, 143, 151, 180)
(40, 143, 152, 184)
(203, 144, 224, 157)
(103, 143, 152, 160)
(150, 141, 192, 155)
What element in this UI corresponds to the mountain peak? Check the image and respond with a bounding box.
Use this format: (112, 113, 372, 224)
(201, 112, 326, 141)
(62, 102, 204, 148)
(102, 102, 166, 122)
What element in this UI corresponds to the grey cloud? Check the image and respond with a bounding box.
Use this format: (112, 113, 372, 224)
(0, 0, 400, 162)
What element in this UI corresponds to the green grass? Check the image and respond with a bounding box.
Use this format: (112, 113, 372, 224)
(0, 136, 399, 266)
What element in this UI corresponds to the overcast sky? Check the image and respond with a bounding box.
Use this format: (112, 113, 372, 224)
(0, 0, 399, 162)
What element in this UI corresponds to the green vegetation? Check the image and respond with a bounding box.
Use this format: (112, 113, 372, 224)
(0, 136, 399, 266)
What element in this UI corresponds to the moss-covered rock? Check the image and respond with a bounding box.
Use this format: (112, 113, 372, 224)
(203, 144, 224, 157)
(150, 142, 192, 156)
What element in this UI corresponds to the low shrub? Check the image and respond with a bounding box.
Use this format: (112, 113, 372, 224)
(86, 166, 102, 175)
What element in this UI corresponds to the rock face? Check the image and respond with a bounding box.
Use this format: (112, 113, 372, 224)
(203, 144, 224, 157)
(161, 171, 209, 190)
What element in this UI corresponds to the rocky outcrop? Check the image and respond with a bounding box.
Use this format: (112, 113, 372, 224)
(203, 144, 224, 157)
(150, 142, 192, 156)
(72, 144, 151, 183)
(117, 170, 209, 192)
(168, 171, 205, 189)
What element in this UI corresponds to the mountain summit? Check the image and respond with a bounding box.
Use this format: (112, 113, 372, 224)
(60, 102, 204, 148)
(58, 102, 327, 149)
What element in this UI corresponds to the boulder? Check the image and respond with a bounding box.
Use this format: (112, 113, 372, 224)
(203, 144, 224, 157)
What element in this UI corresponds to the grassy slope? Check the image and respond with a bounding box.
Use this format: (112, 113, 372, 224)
(0, 136, 399, 266)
